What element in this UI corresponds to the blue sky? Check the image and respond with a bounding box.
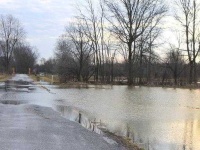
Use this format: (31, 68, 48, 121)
(0, 0, 77, 60)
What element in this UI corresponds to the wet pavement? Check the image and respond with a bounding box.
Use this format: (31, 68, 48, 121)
(0, 74, 123, 150)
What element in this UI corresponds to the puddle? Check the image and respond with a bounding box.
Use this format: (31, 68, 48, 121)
(4, 79, 36, 92)
(5, 80, 31, 85)
(0, 100, 25, 105)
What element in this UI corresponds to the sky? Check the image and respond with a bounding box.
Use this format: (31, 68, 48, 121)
(0, 0, 191, 62)
(0, 0, 77, 60)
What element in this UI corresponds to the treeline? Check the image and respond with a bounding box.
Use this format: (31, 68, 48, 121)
(39, 0, 200, 86)
(0, 14, 38, 74)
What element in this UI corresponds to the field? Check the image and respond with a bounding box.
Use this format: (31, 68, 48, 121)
(0, 74, 12, 82)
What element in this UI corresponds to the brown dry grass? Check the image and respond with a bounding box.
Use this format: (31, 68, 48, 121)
(29, 74, 60, 83)
(0, 74, 12, 82)
(103, 130, 143, 150)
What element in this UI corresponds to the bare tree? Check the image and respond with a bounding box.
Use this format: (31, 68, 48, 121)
(76, 0, 101, 82)
(66, 19, 93, 82)
(136, 23, 162, 84)
(175, 0, 200, 84)
(166, 47, 186, 85)
(105, 0, 167, 85)
(13, 43, 38, 73)
(0, 14, 25, 73)
(38, 58, 56, 74)
(55, 37, 75, 82)
(75, 0, 116, 83)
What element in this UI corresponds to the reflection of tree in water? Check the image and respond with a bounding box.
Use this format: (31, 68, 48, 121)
(183, 120, 194, 150)
(56, 104, 200, 150)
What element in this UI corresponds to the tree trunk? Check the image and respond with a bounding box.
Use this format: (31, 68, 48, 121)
(192, 0, 197, 84)
(174, 72, 177, 85)
(193, 60, 197, 84)
(189, 61, 193, 84)
(111, 57, 114, 83)
(128, 42, 133, 85)
(78, 41, 83, 82)
(147, 31, 152, 83)
(139, 48, 143, 85)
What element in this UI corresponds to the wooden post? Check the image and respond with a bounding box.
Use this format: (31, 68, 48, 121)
(51, 75, 54, 84)
(126, 124, 130, 138)
(28, 68, 31, 75)
(5, 81, 7, 92)
(12, 67, 15, 75)
(78, 113, 82, 124)
(92, 118, 96, 131)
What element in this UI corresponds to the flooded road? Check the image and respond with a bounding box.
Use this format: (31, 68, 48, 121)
(1, 74, 200, 150)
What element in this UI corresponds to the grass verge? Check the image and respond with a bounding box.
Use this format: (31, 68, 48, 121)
(0, 74, 12, 82)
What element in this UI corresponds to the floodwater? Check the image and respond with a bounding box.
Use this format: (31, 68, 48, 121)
(1, 74, 200, 150)
(53, 86, 200, 150)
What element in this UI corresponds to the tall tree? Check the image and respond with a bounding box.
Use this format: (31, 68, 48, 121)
(175, 0, 200, 84)
(166, 48, 185, 85)
(0, 15, 25, 73)
(13, 43, 38, 73)
(77, 0, 101, 82)
(105, 0, 167, 85)
(66, 20, 93, 81)
(55, 37, 75, 82)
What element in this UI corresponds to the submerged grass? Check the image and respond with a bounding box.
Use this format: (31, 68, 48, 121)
(30, 74, 200, 91)
(102, 130, 143, 150)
